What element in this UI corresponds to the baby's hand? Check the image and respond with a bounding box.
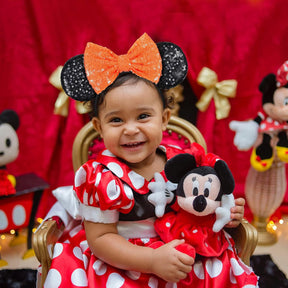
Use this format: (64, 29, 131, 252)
(225, 197, 245, 228)
(150, 239, 194, 283)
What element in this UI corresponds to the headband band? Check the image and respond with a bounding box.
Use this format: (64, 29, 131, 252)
(61, 33, 188, 101)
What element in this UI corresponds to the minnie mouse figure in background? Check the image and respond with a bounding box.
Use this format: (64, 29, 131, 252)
(230, 60, 288, 172)
(151, 150, 258, 287)
(0, 109, 20, 196)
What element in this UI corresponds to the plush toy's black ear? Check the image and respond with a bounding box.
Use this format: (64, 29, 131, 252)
(259, 73, 277, 105)
(165, 153, 197, 183)
(214, 160, 235, 195)
(156, 42, 188, 89)
(0, 110, 20, 130)
(61, 54, 97, 101)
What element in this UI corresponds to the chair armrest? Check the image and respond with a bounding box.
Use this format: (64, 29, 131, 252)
(225, 219, 258, 265)
(33, 218, 64, 287)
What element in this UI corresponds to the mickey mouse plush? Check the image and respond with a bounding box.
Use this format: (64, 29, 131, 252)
(0, 109, 20, 196)
(230, 60, 288, 172)
(154, 153, 235, 259)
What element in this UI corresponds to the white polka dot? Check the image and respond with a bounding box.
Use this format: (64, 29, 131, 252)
(204, 242, 209, 247)
(80, 240, 89, 252)
(106, 272, 125, 288)
(75, 167, 87, 187)
(230, 258, 244, 276)
(165, 283, 177, 288)
(73, 246, 83, 261)
(12, 205, 26, 226)
(126, 270, 141, 280)
(83, 190, 89, 205)
(165, 222, 171, 227)
(192, 229, 198, 233)
(148, 276, 158, 288)
(193, 261, 205, 279)
(107, 162, 124, 177)
(93, 259, 107, 275)
(243, 285, 257, 288)
(121, 202, 133, 210)
(92, 161, 99, 173)
(0, 210, 8, 230)
(181, 232, 185, 238)
(102, 149, 115, 157)
(205, 258, 223, 278)
(128, 171, 145, 189)
(89, 195, 94, 205)
(141, 238, 150, 244)
(95, 172, 101, 187)
(83, 254, 88, 270)
(123, 184, 134, 199)
(53, 243, 63, 258)
(71, 268, 88, 286)
(44, 268, 62, 288)
(106, 180, 121, 200)
(230, 267, 237, 284)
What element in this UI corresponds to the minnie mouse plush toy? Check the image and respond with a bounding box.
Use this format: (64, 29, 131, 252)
(0, 109, 20, 196)
(230, 60, 288, 172)
(152, 152, 258, 287)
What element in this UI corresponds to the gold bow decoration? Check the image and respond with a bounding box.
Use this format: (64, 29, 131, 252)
(196, 67, 237, 120)
(50, 66, 91, 116)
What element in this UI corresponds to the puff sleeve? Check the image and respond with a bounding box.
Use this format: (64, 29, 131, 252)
(74, 160, 135, 223)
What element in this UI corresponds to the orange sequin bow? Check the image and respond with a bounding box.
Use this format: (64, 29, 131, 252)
(84, 33, 162, 94)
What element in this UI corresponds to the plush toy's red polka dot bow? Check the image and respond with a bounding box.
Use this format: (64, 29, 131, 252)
(84, 33, 162, 94)
(276, 60, 288, 87)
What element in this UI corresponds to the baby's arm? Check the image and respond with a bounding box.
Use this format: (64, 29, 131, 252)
(225, 197, 245, 228)
(84, 220, 194, 283)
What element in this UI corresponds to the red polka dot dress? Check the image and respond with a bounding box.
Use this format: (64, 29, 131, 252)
(43, 144, 258, 288)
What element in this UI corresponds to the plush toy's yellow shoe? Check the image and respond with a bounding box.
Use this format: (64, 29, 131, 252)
(250, 148, 274, 172)
(276, 145, 288, 162)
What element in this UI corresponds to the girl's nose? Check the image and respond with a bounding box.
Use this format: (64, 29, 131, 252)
(123, 122, 139, 135)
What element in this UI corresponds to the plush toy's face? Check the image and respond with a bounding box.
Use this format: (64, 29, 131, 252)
(177, 172, 221, 216)
(263, 87, 288, 121)
(0, 123, 19, 166)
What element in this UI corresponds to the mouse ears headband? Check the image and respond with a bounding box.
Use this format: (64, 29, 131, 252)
(61, 33, 188, 101)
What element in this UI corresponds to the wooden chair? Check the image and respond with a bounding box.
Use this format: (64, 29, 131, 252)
(33, 115, 258, 287)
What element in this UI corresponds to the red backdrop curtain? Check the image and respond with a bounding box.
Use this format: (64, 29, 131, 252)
(1, 0, 288, 218)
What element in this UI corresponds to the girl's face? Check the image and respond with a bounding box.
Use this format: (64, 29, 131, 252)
(93, 80, 170, 170)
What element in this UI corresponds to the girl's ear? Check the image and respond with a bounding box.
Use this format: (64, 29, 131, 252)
(92, 117, 103, 137)
(162, 108, 171, 131)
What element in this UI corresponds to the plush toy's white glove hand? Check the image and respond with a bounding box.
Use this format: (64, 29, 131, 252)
(213, 194, 235, 232)
(229, 120, 259, 150)
(148, 172, 176, 218)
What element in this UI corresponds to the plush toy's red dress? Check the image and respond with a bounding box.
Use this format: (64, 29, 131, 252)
(44, 145, 258, 288)
(155, 210, 258, 288)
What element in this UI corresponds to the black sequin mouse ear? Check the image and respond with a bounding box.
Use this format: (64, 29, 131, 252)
(61, 55, 97, 101)
(157, 42, 188, 89)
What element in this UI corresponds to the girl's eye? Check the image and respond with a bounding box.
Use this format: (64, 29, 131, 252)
(138, 113, 150, 120)
(283, 97, 288, 106)
(110, 117, 122, 123)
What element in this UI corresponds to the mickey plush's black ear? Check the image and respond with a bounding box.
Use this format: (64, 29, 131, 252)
(0, 110, 20, 130)
(259, 73, 277, 105)
(165, 153, 196, 183)
(157, 42, 188, 89)
(61, 54, 97, 101)
(214, 160, 235, 195)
